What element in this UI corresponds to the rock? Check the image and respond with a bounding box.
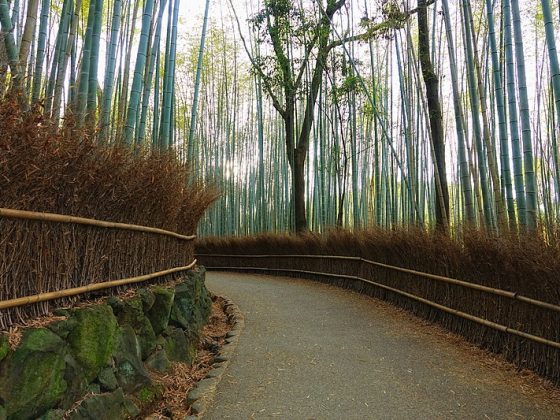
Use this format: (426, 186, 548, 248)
(138, 288, 156, 311)
(113, 326, 152, 393)
(145, 349, 170, 373)
(123, 398, 141, 417)
(163, 326, 196, 364)
(206, 367, 225, 378)
(0, 328, 67, 419)
(0, 334, 8, 362)
(112, 297, 157, 360)
(87, 383, 101, 394)
(97, 367, 118, 392)
(170, 275, 209, 331)
(68, 388, 139, 420)
(60, 353, 89, 409)
(146, 287, 175, 335)
(67, 305, 118, 381)
(47, 316, 77, 339)
(36, 409, 64, 420)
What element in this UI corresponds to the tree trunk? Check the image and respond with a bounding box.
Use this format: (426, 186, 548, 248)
(418, 0, 449, 230)
(293, 150, 307, 232)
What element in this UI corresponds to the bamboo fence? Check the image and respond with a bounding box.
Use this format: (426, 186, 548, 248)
(0, 208, 198, 325)
(197, 252, 560, 383)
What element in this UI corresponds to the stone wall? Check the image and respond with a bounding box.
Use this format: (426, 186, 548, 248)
(0, 268, 211, 420)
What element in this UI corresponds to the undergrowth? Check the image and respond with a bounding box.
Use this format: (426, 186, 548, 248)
(0, 96, 218, 328)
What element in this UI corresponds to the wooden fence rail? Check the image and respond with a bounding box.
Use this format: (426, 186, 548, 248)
(0, 207, 196, 241)
(0, 207, 197, 321)
(0, 260, 197, 310)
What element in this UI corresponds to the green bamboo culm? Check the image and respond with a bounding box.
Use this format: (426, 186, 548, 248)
(503, 0, 526, 227)
(30, 0, 49, 102)
(159, 0, 180, 149)
(510, 0, 538, 230)
(541, 0, 560, 207)
(99, 0, 123, 142)
(76, 0, 97, 123)
(137, 0, 167, 145)
(123, 0, 155, 145)
(461, 0, 494, 229)
(0, 0, 22, 89)
(485, 0, 515, 229)
(86, 0, 104, 125)
(442, 0, 475, 225)
(187, 0, 211, 161)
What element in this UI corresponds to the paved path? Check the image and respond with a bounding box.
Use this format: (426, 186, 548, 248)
(205, 272, 560, 419)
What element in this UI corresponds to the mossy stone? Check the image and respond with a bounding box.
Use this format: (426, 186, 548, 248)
(171, 271, 211, 332)
(145, 349, 170, 373)
(112, 297, 157, 360)
(97, 367, 118, 392)
(60, 353, 89, 410)
(68, 388, 139, 420)
(170, 282, 198, 330)
(113, 326, 151, 393)
(138, 288, 156, 311)
(0, 328, 67, 419)
(48, 316, 77, 339)
(146, 287, 175, 335)
(0, 334, 8, 362)
(36, 409, 64, 420)
(67, 305, 118, 382)
(163, 326, 196, 364)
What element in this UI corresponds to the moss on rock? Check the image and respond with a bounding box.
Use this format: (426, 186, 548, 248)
(163, 326, 196, 364)
(146, 287, 175, 335)
(112, 297, 157, 360)
(0, 329, 67, 419)
(67, 305, 118, 382)
(68, 388, 139, 420)
(113, 326, 152, 393)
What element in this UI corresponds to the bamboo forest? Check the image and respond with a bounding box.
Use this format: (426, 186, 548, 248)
(2, 0, 560, 418)
(0, 0, 558, 237)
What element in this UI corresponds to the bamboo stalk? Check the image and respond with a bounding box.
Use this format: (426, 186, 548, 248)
(204, 265, 560, 350)
(0, 260, 197, 310)
(0, 208, 196, 241)
(196, 253, 560, 313)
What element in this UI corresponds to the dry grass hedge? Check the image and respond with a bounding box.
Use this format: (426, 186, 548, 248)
(0, 97, 218, 328)
(196, 229, 560, 384)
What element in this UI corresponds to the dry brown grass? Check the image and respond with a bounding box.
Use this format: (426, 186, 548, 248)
(0, 97, 218, 329)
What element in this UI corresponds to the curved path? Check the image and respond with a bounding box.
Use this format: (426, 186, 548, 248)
(205, 272, 560, 419)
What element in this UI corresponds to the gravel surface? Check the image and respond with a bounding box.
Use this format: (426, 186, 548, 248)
(204, 272, 560, 419)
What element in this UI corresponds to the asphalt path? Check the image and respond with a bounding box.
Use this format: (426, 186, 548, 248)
(204, 272, 560, 419)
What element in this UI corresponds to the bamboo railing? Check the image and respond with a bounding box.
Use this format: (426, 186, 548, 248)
(0, 260, 197, 310)
(0, 207, 197, 241)
(197, 253, 560, 350)
(0, 207, 198, 312)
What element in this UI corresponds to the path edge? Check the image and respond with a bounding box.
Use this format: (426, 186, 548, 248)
(185, 295, 245, 419)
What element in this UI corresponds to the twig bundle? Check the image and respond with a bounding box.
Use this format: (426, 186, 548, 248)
(0, 97, 217, 328)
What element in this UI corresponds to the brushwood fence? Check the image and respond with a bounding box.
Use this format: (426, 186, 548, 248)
(197, 253, 560, 384)
(0, 208, 197, 329)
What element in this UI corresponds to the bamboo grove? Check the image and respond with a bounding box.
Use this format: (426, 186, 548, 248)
(1, 0, 560, 237)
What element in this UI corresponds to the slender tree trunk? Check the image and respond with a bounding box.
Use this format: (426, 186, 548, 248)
(418, 0, 449, 231)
